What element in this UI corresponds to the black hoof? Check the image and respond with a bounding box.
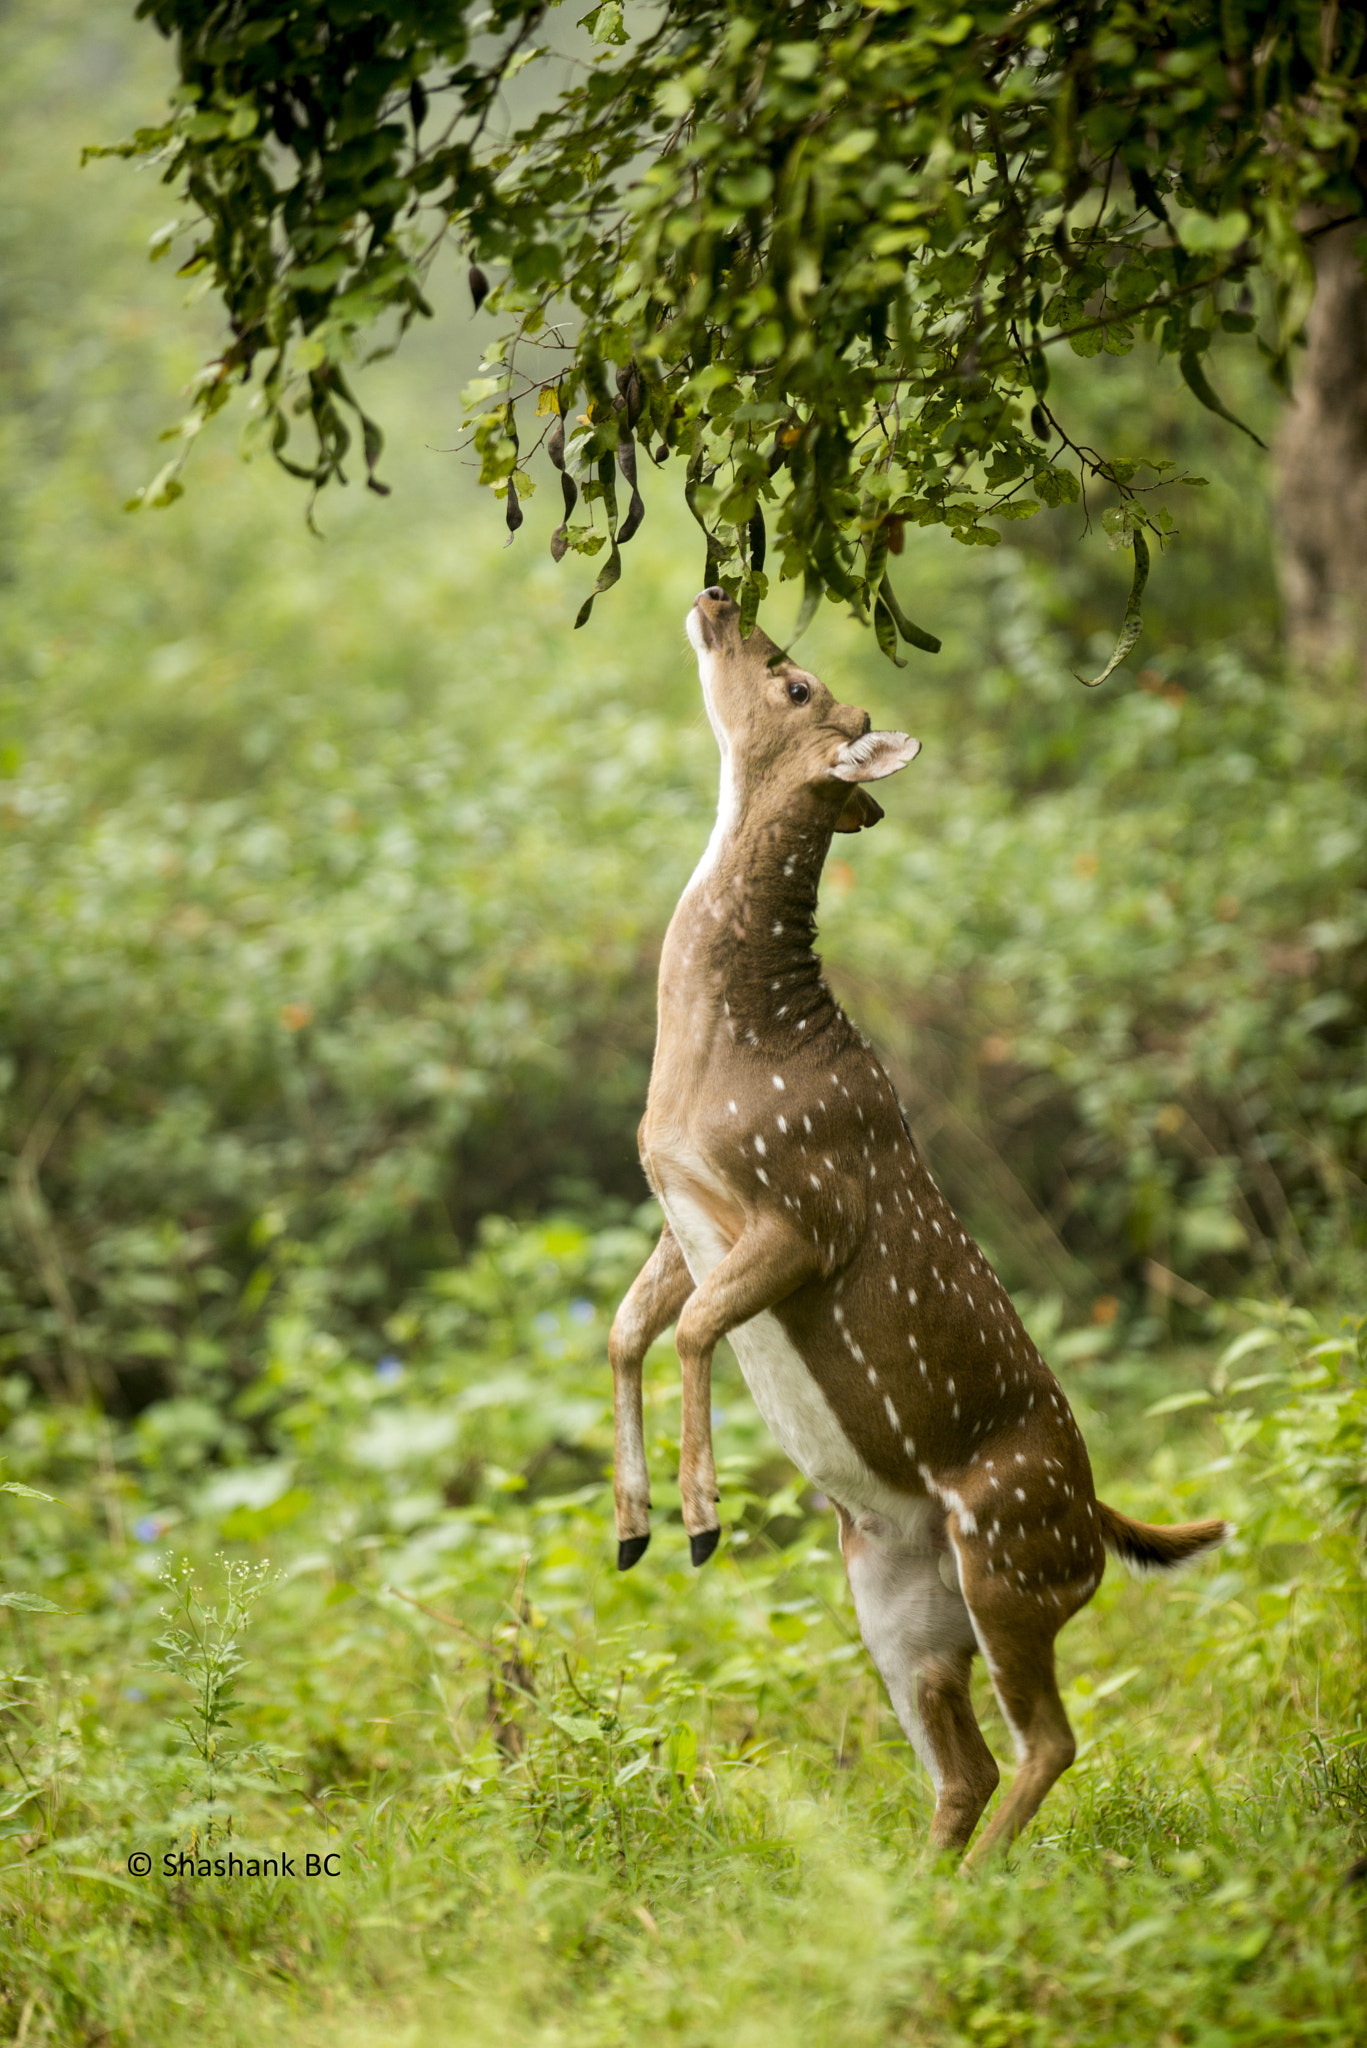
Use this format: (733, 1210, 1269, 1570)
(690, 1527, 721, 1568)
(617, 1534, 650, 1571)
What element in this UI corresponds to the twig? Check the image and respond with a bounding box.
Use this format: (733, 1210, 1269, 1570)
(1144, 1260, 1215, 1311)
(384, 1585, 486, 1646)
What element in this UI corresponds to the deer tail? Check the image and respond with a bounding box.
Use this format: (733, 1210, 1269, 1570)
(1096, 1500, 1231, 1575)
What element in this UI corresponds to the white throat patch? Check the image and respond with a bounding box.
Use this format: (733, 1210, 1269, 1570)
(685, 612, 736, 887)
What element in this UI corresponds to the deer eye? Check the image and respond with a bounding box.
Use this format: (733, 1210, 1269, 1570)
(786, 679, 810, 705)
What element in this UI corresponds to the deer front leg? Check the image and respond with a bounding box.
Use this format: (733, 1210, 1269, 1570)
(609, 1226, 694, 1571)
(674, 1214, 822, 1566)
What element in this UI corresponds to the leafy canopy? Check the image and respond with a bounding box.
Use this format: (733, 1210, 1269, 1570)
(104, 2, 1366, 666)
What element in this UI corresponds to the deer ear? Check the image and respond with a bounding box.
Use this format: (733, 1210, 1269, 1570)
(829, 731, 921, 784)
(832, 787, 885, 833)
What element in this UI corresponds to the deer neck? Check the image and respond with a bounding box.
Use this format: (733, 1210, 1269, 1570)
(659, 763, 836, 1055)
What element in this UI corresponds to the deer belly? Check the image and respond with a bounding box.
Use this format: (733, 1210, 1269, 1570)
(660, 1176, 917, 1529)
(728, 1310, 896, 1511)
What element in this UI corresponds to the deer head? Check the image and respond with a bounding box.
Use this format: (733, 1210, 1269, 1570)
(685, 587, 922, 836)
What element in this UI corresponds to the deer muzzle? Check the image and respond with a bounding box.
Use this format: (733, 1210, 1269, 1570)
(689, 586, 737, 652)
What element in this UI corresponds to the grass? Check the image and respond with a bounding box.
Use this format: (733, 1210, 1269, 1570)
(1, 1238, 1363, 2045)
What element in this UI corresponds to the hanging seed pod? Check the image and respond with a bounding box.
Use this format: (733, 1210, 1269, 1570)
(873, 592, 906, 667)
(878, 573, 942, 653)
(615, 361, 642, 428)
(747, 506, 766, 576)
(886, 515, 905, 555)
(504, 477, 523, 544)
(409, 79, 428, 132)
(468, 264, 490, 312)
(739, 575, 762, 638)
(547, 414, 565, 471)
(685, 442, 723, 576)
(1030, 404, 1051, 443)
(550, 471, 577, 562)
(863, 517, 891, 608)
(616, 434, 645, 544)
(596, 449, 619, 537)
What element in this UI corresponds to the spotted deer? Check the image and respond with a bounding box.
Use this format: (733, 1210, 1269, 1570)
(608, 586, 1229, 1864)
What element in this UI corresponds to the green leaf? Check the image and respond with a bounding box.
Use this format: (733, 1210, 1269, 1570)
(287, 253, 349, 292)
(665, 1723, 697, 1781)
(773, 43, 819, 80)
(1176, 209, 1250, 255)
(578, 3, 627, 47)
(0, 1591, 64, 1612)
(719, 168, 773, 209)
(549, 1711, 603, 1743)
(789, 567, 823, 646)
(1033, 467, 1074, 509)
(925, 13, 974, 44)
(1067, 327, 1106, 358)
(1144, 1390, 1214, 1418)
(125, 461, 185, 513)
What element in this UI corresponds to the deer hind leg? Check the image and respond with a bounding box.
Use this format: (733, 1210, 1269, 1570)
(673, 1214, 821, 1566)
(839, 1512, 999, 1851)
(609, 1226, 694, 1570)
(947, 1522, 1094, 1868)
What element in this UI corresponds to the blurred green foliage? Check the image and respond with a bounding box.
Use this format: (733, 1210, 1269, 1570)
(1, 3, 1363, 1420)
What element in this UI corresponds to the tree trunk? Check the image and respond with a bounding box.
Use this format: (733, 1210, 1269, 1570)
(1275, 222, 1367, 684)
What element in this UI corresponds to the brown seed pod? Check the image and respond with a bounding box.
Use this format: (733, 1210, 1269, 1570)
(617, 435, 644, 543)
(748, 506, 766, 575)
(550, 471, 578, 562)
(615, 361, 642, 427)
